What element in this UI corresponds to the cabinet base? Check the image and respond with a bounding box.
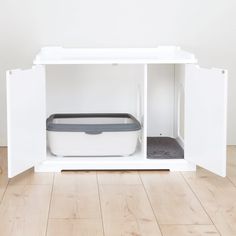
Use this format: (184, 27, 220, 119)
(34, 157, 196, 172)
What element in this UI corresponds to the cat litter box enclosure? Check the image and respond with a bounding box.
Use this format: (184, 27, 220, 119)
(6, 47, 228, 178)
(47, 113, 141, 156)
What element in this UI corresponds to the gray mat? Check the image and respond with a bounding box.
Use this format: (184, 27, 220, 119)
(147, 137, 184, 159)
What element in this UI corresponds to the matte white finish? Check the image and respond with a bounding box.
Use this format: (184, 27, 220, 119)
(5, 48, 227, 178)
(34, 150, 196, 172)
(142, 64, 148, 157)
(185, 65, 227, 177)
(174, 65, 185, 148)
(35, 159, 196, 172)
(6, 66, 46, 178)
(46, 65, 144, 118)
(34, 46, 197, 65)
(147, 65, 175, 137)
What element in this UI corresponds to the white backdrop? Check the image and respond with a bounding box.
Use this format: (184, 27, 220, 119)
(0, 0, 236, 146)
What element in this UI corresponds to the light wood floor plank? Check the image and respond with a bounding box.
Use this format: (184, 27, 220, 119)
(183, 166, 236, 236)
(9, 169, 54, 186)
(47, 219, 104, 236)
(0, 147, 8, 201)
(227, 146, 236, 186)
(140, 171, 212, 225)
(97, 170, 142, 185)
(0, 184, 52, 236)
(49, 171, 101, 219)
(99, 184, 162, 236)
(160, 225, 220, 236)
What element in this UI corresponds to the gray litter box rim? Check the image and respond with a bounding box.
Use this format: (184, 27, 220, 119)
(46, 113, 141, 134)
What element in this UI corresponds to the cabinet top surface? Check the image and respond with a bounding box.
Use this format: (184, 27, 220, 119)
(33, 46, 197, 65)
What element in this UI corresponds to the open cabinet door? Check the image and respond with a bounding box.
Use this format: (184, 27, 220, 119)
(7, 66, 46, 178)
(185, 64, 227, 177)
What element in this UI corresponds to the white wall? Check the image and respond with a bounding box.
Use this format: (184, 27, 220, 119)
(0, 0, 236, 146)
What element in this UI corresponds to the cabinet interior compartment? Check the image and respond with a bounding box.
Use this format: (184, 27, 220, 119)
(147, 64, 185, 159)
(45, 64, 145, 157)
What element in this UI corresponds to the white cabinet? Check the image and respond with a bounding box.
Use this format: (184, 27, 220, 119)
(6, 47, 227, 178)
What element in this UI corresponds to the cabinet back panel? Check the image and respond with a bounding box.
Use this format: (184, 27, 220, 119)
(46, 65, 144, 119)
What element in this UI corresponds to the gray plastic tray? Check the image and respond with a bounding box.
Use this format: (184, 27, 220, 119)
(46, 113, 141, 134)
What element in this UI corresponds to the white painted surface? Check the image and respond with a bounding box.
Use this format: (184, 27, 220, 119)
(6, 66, 46, 178)
(142, 64, 148, 157)
(174, 65, 185, 142)
(5, 49, 228, 177)
(34, 149, 196, 172)
(34, 46, 197, 64)
(185, 65, 227, 177)
(147, 65, 175, 137)
(0, 1, 235, 145)
(46, 65, 144, 117)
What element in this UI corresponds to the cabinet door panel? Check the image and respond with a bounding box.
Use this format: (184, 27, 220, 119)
(185, 65, 227, 177)
(7, 66, 46, 178)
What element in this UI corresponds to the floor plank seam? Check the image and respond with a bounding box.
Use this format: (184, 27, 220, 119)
(159, 223, 221, 226)
(96, 171, 106, 236)
(9, 183, 54, 186)
(0, 162, 9, 203)
(45, 172, 55, 236)
(0, 149, 9, 204)
(180, 172, 222, 236)
(48, 217, 102, 220)
(138, 171, 164, 236)
(0, 179, 9, 204)
(226, 175, 236, 188)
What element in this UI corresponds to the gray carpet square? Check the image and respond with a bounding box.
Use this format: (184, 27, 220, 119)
(147, 137, 184, 159)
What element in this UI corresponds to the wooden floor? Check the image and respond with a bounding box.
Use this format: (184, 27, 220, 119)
(0, 147, 236, 236)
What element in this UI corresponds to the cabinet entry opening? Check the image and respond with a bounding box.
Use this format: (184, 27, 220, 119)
(147, 64, 185, 160)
